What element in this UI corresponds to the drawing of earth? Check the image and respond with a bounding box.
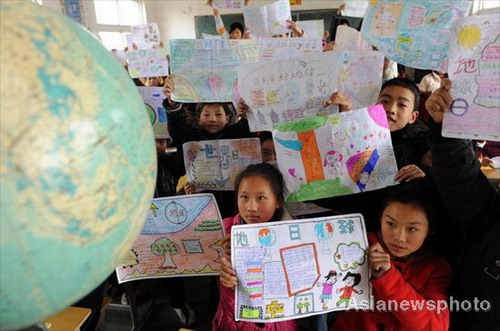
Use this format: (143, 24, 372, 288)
(258, 228, 277, 247)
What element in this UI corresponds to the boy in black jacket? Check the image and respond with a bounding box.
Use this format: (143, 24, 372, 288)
(163, 77, 254, 217)
(426, 78, 500, 330)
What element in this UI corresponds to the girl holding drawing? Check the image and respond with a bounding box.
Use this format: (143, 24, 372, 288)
(331, 182, 452, 330)
(213, 163, 297, 330)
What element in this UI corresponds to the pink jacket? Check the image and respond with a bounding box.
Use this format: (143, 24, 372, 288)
(332, 233, 452, 331)
(212, 214, 298, 331)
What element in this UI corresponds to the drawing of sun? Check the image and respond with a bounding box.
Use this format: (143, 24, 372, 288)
(458, 25, 482, 49)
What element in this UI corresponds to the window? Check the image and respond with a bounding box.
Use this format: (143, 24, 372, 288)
(473, 0, 500, 13)
(92, 0, 146, 50)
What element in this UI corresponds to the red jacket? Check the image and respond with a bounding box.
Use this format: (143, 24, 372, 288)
(212, 214, 298, 331)
(332, 233, 451, 331)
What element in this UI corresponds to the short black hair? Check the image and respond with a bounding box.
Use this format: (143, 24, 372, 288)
(195, 103, 232, 118)
(381, 180, 437, 236)
(339, 19, 350, 27)
(234, 163, 285, 221)
(342, 272, 361, 286)
(380, 77, 421, 112)
(258, 131, 273, 144)
(230, 22, 244, 34)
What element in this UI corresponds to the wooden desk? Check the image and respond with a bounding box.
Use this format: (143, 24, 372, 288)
(45, 307, 91, 331)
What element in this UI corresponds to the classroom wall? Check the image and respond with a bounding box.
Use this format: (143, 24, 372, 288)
(144, 0, 344, 44)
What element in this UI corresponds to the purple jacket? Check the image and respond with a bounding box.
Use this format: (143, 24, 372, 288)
(212, 214, 298, 331)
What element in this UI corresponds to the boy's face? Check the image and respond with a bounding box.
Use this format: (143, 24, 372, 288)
(155, 139, 168, 155)
(377, 86, 418, 132)
(380, 202, 429, 259)
(198, 104, 229, 135)
(261, 139, 276, 163)
(230, 29, 243, 39)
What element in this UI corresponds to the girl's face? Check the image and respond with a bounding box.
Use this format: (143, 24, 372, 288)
(381, 202, 429, 259)
(237, 175, 281, 224)
(345, 277, 355, 286)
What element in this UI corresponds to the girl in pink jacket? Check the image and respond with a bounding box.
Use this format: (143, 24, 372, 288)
(212, 163, 297, 331)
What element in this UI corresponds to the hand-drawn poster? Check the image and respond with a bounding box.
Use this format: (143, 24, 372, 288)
(443, 14, 500, 141)
(272, 105, 398, 202)
(232, 214, 370, 322)
(183, 138, 262, 191)
(259, 38, 323, 61)
(170, 39, 259, 102)
(298, 20, 324, 39)
(128, 48, 169, 78)
(238, 51, 384, 131)
(243, 0, 292, 37)
(128, 23, 161, 49)
(213, 0, 244, 9)
(334, 25, 373, 51)
(138, 87, 170, 139)
(342, 1, 369, 18)
(361, 0, 472, 71)
(116, 194, 224, 283)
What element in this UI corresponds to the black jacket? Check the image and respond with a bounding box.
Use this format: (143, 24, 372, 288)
(429, 119, 500, 329)
(167, 106, 254, 218)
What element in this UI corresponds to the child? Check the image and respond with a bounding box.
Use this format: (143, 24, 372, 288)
(426, 79, 499, 329)
(324, 78, 429, 179)
(163, 77, 253, 217)
(229, 22, 245, 40)
(317, 270, 341, 310)
(335, 272, 363, 308)
(332, 182, 452, 330)
(316, 78, 430, 224)
(258, 131, 277, 164)
(213, 163, 297, 330)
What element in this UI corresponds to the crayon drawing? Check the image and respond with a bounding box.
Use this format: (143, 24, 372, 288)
(170, 39, 259, 102)
(272, 105, 398, 202)
(232, 214, 370, 322)
(243, 0, 292, 37)
(213, 0, 244, 9)
(258, 38, 323, 61)
(116, 194, 224, 283)
(361, 0, 472, 71)
(183, 138, 262, 191)
(238, 51, 384, 131)
(138, 87, 170, 139)
(128, 48, 168, 78)
(443, 14, 500, 141)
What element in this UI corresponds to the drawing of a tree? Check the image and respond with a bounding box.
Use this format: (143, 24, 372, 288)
(151, 238, 180, 269)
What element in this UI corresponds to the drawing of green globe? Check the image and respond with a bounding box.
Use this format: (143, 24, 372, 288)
(0, 2, 156, 329)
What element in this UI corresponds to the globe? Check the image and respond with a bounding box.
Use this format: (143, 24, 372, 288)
(0, 2, 156, 329)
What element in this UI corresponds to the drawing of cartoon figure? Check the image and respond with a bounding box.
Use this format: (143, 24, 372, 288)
(323, 150, 343, 177)
(317, 270, 341, 309)
(336, 272, 364, 307)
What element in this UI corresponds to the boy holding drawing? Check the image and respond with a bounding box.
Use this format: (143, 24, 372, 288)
(163, 76, 254, 217)
(425, 79, 500, 329)
(316, 78, 430, 224)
